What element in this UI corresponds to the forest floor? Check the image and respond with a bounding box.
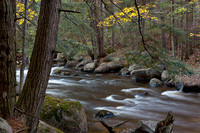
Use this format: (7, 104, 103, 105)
(7, 117, 25, 133)
(182, 49, 200, 85)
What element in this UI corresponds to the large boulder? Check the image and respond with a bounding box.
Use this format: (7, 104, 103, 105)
(131, 69, 161, 81)
(83, 62, 96, 72)
(107, 61, 124, 72)
(40, 96, 88, 133)
(149, 78, 164, 87)
(119, 67, 129, 76)
(94, 63, 110, 73)
(0, 118, 13, 133)
(75, 60, 92, 71)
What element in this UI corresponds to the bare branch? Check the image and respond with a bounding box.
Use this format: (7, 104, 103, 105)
(59, 9, 81, 13)
(134, 0, 158, 60)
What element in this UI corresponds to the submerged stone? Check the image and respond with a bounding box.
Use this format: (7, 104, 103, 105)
(95, 110, 114, 119)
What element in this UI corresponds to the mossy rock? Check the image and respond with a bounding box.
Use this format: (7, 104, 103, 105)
(38, 121, 64, 133)
(40, 96, 88, 133)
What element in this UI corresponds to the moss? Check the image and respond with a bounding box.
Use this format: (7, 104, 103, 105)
(39, 121, 64, 133)
(40, 95, 82, 121)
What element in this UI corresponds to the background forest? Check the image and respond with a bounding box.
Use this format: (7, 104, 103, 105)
(16, 0, 200, 75)
(0, 0, 199, 132)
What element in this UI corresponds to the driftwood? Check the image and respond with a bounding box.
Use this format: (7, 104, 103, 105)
(154, 112, 175, 133)
(99, 118, 129, 133)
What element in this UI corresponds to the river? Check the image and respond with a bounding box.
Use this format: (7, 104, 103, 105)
(16, 67, 200, 133)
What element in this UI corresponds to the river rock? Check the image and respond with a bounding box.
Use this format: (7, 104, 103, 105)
(75, 60, 92, 71)
(128, 64, 139, 72)
(83, 62, 96, 72)
(161, 70, 170, 82)
(61, 71, 71, 76)
(107, 61, 124, 72)
(131, 69, 161, 81)
(0, 117, 13, 133)
(95, 110, 114, 119)
(149, 78, 164, 87)
(40, 96, 88, 133)
(94, 63, 109, 73)
(103, 53, 114, 62)
(52, 67, 70, 75)
(175, 82, 184, 91)
(66, 60, 80, 68)
(119, 67, 129, 76)
(56, 53, 66, 62)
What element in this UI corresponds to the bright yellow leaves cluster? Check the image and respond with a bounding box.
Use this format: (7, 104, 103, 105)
(189, 0, 197, 4)
(189, 33, 200, 37)
(16, 0, 37, 25)
(98, 4, 158, 27)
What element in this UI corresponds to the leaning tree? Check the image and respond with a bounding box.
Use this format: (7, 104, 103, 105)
(16, 0, 61, 132)
(0, 0, 16, 119)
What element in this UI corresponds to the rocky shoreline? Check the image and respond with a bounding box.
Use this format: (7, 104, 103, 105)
(52, 53, 200, 93)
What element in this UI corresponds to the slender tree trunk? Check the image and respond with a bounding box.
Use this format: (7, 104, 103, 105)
(90, 0, 105, 59)
(196, 0, 199, 26)
(96, 0, 105, 58)
(111, 1, 115, 51)
(89, 0, 98, 60)
(185, 1, 189, 60)
(160, 0, 166, 48)
(0, 0, 16, 119)
(19, 0, 29, 95)
(16, 0, 61, 132)
(171, 0, 175, 57)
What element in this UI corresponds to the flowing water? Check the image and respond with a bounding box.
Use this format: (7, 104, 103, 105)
(17, 67, 200, 133)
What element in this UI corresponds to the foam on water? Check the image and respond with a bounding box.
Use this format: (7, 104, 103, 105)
(121, 87, 155, 93)
(48, 79, 78, 86)
(105, 95, 135, 105)
(162, 90, 200, 104)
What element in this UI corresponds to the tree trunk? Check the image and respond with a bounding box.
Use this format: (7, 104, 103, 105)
(19, 0, 29, 95)
(171, 0, 175, 57)
(185, 1, 189, 60)
(0, 0, 16, 119)
(97, 1, 105, 58)
(160, 0, 166, 48)
(90, 0, 105, 59)
(16, 0, 61, 132)
(111, 1, 115, 51)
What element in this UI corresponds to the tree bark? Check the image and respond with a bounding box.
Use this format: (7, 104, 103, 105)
(0, 0, 16, 119)
(16, 0, 61, 132)
(160, 0, 166, 48)
(90, 0, 105, 59)
(19, 0, 29, 95)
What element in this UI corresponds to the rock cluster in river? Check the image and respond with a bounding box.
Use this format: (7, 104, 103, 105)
(54, 54, 200, 93)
